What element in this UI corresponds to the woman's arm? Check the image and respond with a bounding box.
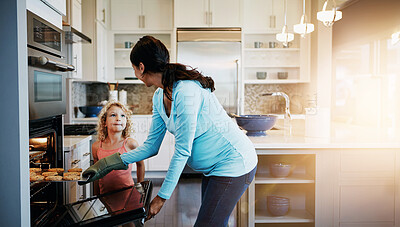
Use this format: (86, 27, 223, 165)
(126, 138, 145, 183)
(121, 91, 167, 164)
(91, 141, 100, 195)
(136, 161, 145, 183)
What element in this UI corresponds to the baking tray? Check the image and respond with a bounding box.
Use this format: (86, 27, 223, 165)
(30, 174, 88, 184)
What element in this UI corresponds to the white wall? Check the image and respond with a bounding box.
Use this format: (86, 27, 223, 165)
(0, 0, 30, 226)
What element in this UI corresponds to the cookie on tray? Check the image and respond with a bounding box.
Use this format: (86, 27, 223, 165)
(42, 172, 59, 177)
(68, 168, 82, 172)
(30, 175, 45, 182)
(63, 172, 81, 176)
(45, 176, 63, 181)
(30, 168, 41, 173)
(48, 168, 64, 173)
(63, 175, 81, 181)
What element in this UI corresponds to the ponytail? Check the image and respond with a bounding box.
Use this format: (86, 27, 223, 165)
(162, 63, 215, 101)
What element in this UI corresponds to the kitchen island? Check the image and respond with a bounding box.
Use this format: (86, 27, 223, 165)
(240, 121, 400, 227)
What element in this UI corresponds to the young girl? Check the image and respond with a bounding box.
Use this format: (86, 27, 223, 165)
(92, 101, 145, 220)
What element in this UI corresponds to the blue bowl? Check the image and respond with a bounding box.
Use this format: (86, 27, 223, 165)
(235, 115, 278, 136)
(79, 106, 103, 118)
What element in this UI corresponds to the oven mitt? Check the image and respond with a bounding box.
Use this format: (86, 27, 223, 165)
(78, 152, 128, 185)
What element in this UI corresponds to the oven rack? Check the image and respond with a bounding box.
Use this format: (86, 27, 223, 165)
(29, 150, 46, 162)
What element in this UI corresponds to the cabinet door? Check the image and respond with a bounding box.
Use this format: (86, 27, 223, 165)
(243, 0, 273, 30)
(110, 0, 141, 30)
(243, 0, 301, 31)
(96, 0, 108, 28)
(285, 0, 302, 30)
(71, 0, 82, 30)
(71, 43, 82, 79)
(175, 0, 209, 28)
(96, 21, 107, 81)
(142, 0, 172, 30)
(209, 0, 241, 27)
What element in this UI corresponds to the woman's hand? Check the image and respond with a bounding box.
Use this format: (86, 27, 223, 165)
(145, 195, 166, 221)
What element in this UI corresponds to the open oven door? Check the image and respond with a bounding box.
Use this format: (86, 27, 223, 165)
(49, 180, 152, 227)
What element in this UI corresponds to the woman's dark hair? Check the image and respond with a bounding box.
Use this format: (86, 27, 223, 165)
(130, 35, 215, 100)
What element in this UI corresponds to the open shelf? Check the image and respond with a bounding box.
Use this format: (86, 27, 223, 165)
(244, 65, 300, 68)
(244, 48, 300, 52)
(244, 79, 304, 84)
(255, 209, 314, 223)
(255, 173, 315, 184)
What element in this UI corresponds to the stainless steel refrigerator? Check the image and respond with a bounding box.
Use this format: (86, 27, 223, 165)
(176, 28, 241, 114)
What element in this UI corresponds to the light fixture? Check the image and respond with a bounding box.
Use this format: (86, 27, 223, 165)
(294, 0, 314, 37)
(276, 0, 294, 46)
(317, 0, 342, 27)
(391, 31, 400, 45)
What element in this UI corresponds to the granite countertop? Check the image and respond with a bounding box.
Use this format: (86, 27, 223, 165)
(249, 119, 400, 149)
(64, 135, 93, 151)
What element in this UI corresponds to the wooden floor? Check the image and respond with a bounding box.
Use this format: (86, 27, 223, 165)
(144, 177, 237, 227)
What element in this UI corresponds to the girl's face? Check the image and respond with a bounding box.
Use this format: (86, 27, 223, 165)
(105, 106, 127, 133)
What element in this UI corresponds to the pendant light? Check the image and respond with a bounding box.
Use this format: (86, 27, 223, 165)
(317, 0, 342, 27)
(276, 0, 294, 46)
(294, 0, 314, 37)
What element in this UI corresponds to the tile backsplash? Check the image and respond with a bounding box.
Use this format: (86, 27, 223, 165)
(72, 82, 156, 117)
(244, 84, 314, 115)
(72, 82, 313, 117)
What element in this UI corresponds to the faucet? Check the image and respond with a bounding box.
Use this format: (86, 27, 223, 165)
(261, 92, 291, 120)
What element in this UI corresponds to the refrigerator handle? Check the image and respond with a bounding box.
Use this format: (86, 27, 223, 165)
(235, 59, 240, 115)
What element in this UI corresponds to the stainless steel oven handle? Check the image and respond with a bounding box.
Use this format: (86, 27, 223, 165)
(29, 56, 75, 72)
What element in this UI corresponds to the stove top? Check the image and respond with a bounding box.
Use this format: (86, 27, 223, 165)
(64, 124, 97, 135)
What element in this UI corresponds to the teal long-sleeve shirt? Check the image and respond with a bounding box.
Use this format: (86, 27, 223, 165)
(120, 80, 258, 199)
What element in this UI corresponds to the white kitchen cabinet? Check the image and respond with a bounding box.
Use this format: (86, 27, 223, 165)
(110, 0, 172, 31)
(65, 0, 83, 79)
(82, 0, 109, 82)
(243, 0, 302, 32)
(64, 136, 92, 203)
(175, 0, 241, 28)
(131, 115, 174, 172)
(27, 0, 66, 28)
(96, 0, 108, 28)
(335, 149, 397, 226)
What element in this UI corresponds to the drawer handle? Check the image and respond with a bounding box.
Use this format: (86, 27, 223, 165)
(83, 152, 91, 157)
(71, 159, 81, 165)
(100, 206, 106, 212)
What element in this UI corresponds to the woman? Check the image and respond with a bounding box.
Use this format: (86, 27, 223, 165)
(81, 36, 257, 226)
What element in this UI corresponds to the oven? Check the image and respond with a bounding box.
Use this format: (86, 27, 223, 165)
(30, 115, 65, 226)
(27, 11, 74, 120)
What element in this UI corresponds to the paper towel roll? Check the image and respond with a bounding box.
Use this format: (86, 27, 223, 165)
(109, 90, 118, 102)
(119, 90, 127, 105)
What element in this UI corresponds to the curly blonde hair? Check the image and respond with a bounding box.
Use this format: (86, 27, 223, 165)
(96, 101, 134, 142)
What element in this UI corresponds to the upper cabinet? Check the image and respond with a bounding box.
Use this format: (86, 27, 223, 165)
(96, 0, 108, 28)
(243, 0, 302, 32)
(110, 0, 173, 31)
(175, 0, 241, 28)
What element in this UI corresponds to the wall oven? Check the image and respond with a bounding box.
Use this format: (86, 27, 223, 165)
(27, 11, 74, 120)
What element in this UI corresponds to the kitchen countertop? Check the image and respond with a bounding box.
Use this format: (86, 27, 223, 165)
(249, 120, 400, 149)
(64, 135, 93, 151)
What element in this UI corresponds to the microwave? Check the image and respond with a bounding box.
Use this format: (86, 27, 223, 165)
(27, 11, 74, 120)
